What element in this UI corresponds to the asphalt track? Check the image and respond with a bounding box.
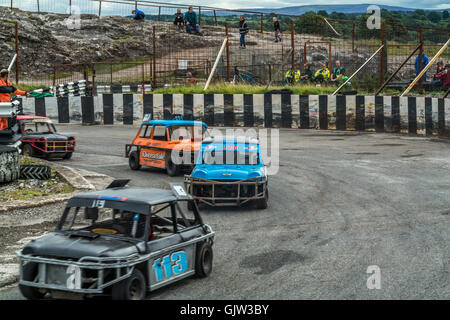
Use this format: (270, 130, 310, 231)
(1, 125, 449, 299)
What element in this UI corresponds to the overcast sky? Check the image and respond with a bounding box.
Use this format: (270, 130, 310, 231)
(3, 0, 449, 15)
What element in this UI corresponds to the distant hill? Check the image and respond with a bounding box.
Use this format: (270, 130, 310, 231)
(208, 4, 448, 16)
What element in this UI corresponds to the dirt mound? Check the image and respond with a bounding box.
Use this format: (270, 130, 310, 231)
(0, 7, 222, 77)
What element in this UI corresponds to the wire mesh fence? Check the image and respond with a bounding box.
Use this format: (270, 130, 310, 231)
(1, 0, 449, 93)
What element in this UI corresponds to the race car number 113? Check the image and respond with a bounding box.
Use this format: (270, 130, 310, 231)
(152, 251, 188, 281)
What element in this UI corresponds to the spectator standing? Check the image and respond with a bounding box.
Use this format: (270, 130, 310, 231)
(185, 7, 200, 34)
(131, 9, 145, 20)
(415, 52, 429, 83)
(239, 16, 249, 49)
(174, 9, 184, 31)
(273, 17, 282, 42)
(0, 69, 28, 130)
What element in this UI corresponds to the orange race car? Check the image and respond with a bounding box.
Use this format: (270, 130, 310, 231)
(125, 119, 209, 176)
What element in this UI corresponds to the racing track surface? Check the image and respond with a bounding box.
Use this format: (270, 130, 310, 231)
(1, 125, 449, 299)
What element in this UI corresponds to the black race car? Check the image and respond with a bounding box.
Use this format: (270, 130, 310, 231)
(17, 180, 215, 300)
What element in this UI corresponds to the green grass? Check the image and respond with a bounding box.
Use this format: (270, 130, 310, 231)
(151, 83, 338, 95)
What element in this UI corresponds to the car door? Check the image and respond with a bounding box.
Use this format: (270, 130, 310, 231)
(139, 125, 167, 168)
(146, 202, 196, 291)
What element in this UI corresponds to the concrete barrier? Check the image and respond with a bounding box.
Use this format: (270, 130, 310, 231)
(14, 94, 450, 136)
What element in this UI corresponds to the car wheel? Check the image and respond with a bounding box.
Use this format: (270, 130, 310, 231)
(129, 151, 141, 170)
(166, 156, 180, 177)
(112, 269, 146, 300)
(19, 262, 46, 300)
(22, 144, 34, 157)
(195, 241, 213, 278)
(63, 152, 73, 160)
(256, 188, 269, 210)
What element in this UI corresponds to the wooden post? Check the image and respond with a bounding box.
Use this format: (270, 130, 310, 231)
(214, 10, 217, 26)
(135, 1, 137, 10)
(328, 42, 332, 70)
(152, 26, 156, 89)
(10, 0, 12, 9)
(291, 21, 295, 71)
(92, 64, 96, 96)
(225, 23, 230, 82)
(158, 7, 160, 21)
(69, 0, 72, 15)
(98, 1, 102, 17)
(37, 0, 40, 13)
(418, 26, 423, 90)
(15, 23, 19, 84)
(198, 7, 201, 25)
(110, 63, 113, 85)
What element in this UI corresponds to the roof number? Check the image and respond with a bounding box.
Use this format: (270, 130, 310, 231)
(92, 199, 105, 208)
(173, 185, 187, 197)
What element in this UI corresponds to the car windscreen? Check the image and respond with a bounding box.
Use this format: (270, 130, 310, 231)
(58, 207, 149, 240)
(169, 125, 206, 141)
(200, 144, 260, 165)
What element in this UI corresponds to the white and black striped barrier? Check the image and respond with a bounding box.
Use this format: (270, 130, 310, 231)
(96, 84, 152, 94)
(13, 94, 450, 136)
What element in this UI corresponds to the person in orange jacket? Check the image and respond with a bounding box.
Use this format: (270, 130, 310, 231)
(0, 69, 28, 130)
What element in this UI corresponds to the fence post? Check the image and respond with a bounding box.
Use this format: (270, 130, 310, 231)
(352, 23, 355, 52)
(260, 14, 263, 34)
(135, 1, 137, 10)
(380, 22, 386, 87)
(110, 63, 113, 85)
(152, 25, 156, 89)
(225, 23, 230, 82)
(199, 7, 201, 25)
(15, 23, 19, 84)
(158, 7, 160, 21)
(53, 66, 56, 88)
(418, 26, 423, 91)
(37, 0, 40, 13)
(92, 63, 96, 96)
(291, 21, 295, 71)
(98, 1, 102, 17)
(10, 0, 12, 9)
(214, 10, 217, 26)
(69, 0, 71, 15)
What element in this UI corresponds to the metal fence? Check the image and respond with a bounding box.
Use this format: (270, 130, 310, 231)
(1, 0, 450, 92)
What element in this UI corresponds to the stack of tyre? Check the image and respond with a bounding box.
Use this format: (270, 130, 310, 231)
(0, 145, 20, 183)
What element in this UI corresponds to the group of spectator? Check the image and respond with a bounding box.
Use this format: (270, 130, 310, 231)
(415, 53, 450, 91)
(284, 61, 349, 86)
(132, 7, 201, 34)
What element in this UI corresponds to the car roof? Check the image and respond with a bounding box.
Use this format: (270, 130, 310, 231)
(202, 136, 260, 145)
(67, 187, 191, 213)
(141, 120, 208, 128)
(17, 115, 49, 121)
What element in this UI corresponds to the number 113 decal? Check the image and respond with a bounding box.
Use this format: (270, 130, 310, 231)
(152, 251, 187, 281)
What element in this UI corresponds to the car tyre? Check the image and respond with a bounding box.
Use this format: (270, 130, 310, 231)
(19, 262, 46, 300)
(112, 269, 146, 300)
(63, 152, 73, 160)
(129, 151, 141, 170)
(166, 156, 180, 176)
(195, 241, 213, 278)
(255, 188, 269, 210)
(22, 144, 35, 157)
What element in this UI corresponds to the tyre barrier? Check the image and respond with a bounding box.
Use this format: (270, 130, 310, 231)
(0, 146, 20, 183)
(20, 165, 52, 180)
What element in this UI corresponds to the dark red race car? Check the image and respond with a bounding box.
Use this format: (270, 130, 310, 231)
(17, 115, 75, 159)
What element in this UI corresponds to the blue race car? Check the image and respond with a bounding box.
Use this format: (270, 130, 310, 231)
(184, 136, 268, 209)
